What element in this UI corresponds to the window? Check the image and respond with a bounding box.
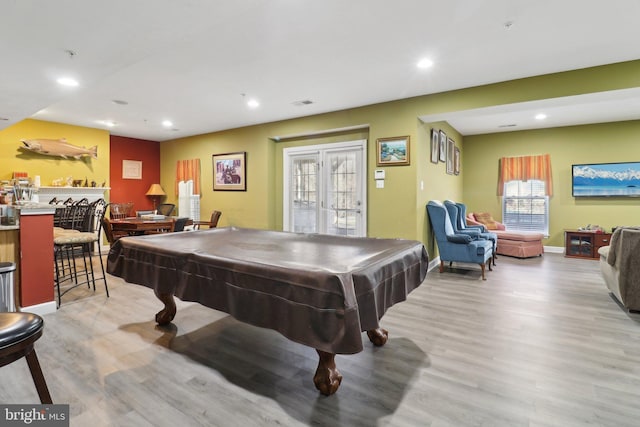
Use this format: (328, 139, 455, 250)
(502, 180, 549, 235)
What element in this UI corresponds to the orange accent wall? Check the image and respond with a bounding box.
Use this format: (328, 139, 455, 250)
(109, 136, 160, 213)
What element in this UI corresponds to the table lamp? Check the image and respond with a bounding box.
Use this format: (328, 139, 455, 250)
(145, 183, 166, 212)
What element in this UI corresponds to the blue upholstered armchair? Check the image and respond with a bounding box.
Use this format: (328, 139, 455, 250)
(427, 200, 494, 280)
(445, 200, 498, 266)
(443, 200, 482, 239)
(454, 202, 485, 231)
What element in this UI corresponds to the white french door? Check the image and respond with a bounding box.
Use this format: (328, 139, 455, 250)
(283, 140, 367, 236)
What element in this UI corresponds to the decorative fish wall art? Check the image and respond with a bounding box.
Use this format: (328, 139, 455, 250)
(20, 138, 98, 159)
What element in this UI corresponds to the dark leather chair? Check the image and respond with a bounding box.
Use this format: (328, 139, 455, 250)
(156, 203, 175, 216)
(0, 312, 52, 403)
(173, 217, 190, 232)
(194, 210, 222, 229)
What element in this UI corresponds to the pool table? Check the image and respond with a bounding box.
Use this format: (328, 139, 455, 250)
(107, 227, 428, 395)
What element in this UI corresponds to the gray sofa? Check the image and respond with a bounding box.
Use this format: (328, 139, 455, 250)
(598, 227, 640, 312)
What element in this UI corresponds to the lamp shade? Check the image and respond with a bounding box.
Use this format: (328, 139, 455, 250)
(145, 183, 166, 196)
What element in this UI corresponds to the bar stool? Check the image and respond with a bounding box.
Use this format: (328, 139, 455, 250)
(0, 312, 52, 403)
(53, 199, 109, 306)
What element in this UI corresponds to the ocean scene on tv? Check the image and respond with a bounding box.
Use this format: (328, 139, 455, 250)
(572, 162, 640, 197)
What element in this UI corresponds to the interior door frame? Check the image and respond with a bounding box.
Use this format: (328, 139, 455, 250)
(283, 139, 367, 235)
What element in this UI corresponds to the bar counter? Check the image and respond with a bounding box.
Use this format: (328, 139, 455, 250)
(0, 203, 59, 314)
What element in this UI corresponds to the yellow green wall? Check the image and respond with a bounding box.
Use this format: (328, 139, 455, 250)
(160, 125, 275, 229)
(0, 119, 110, 187)
(160, 59, 640, 256)
(160, 98, 462, 259)
(464, 121, 640, 247)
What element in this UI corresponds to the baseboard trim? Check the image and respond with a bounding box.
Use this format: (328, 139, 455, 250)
(18, 301, 57, 316)
(544, 245, 564, 254)
(428, 256, 441, 271)
(431, 247, 564, 266)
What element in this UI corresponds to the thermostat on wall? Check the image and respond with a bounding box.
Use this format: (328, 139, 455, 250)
(374, 170, 385, 180)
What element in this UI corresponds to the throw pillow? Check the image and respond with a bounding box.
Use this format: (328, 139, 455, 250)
(474, 212, 498, 230)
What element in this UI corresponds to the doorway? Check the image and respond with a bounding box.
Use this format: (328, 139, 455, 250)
(283, 140, 367, 236)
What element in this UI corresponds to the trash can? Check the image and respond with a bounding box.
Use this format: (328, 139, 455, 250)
(0, 262, 16, 312)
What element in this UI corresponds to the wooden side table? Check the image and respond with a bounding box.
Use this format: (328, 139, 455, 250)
(564, 229, 612, 260)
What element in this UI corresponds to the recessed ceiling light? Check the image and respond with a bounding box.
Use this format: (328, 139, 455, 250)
(247, 99, 260, 109)
(417, 58, 434, 69)
(57, 77, 79, 87)
(535, 113, 547, 120)
(162, 120, 173, 127)
(96, 119, 116, 127)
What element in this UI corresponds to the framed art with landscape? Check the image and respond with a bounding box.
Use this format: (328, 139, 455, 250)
(376, 136, 410, 166)
(213, 151, 246, 191)
(572, 161, 640, 197)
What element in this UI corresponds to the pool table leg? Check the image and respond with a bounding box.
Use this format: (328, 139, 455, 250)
(313, 350, 342, 396)
(366, 327, 389, 346)
(154, 291, 177, 325)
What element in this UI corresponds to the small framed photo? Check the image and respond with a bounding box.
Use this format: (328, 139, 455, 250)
(213, 152, 246, 191)
(122, 160, 142, 179)
(454, 146, 461, 175)
(446, 138, 455, 175)
(376, 136, 410, 166)
(439, 130, 447, 162)
(430, 129, 439, 164)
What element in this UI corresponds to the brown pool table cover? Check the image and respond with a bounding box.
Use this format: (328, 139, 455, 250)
(107, 227, 428, 354)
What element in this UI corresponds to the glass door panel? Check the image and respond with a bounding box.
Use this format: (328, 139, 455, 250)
(324, 149, 362, 236)
(289, 154, 318, 233)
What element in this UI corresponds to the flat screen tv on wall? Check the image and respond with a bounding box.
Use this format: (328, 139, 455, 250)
(572, 162, 640, 197)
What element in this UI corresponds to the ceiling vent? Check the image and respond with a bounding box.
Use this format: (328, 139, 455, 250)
(498, 123, 517, 128)
(292, 100, 313, 106)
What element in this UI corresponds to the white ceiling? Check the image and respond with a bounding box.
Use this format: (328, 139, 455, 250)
(2, 0, 640, 142)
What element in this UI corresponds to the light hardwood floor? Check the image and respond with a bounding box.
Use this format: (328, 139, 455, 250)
(1, 253, 639, 426)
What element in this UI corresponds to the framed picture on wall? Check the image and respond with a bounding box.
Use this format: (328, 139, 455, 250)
(376, 136, 410, 166)
(454, 146, 460, 175)
(430, 129, 439, 164)
(122, 160, 142, 179)
(446, 138, 455, 174)
(439, 130, 447, 162)
(213, 151, 246, 191)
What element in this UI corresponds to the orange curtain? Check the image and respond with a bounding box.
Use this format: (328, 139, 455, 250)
(497, 154, 553, 196)
(176, 159, 201, 195)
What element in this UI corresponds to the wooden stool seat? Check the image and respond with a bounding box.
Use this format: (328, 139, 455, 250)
(0, 312, 52, 403)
